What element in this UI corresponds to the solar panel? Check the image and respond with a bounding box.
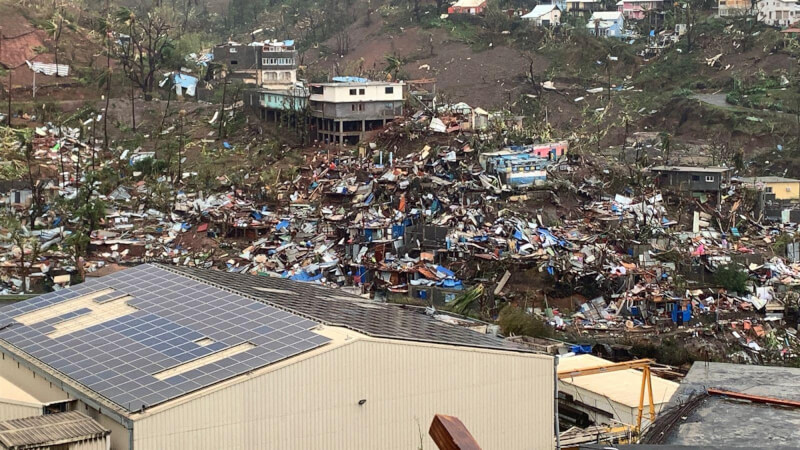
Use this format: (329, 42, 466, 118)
(0, 264, 330, 413)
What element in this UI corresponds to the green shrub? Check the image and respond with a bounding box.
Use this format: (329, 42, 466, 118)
(497, 304, 553, 338)
(713, 264, 749, 293)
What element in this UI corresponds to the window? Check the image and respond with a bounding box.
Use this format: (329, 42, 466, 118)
(311, 86, 324, 95)
(351, 103, 364, 111)
(385, 87, 394, 94)
(359, 88, 365, 95)
(230, 60, 238, 65)
(229, 47, 237, 53)
(766, 186, 774, 193)
(262, 58, 294, 66)
(350, 89, 357, 95)
(691, 175, 700, 181)
(705, 175, 715, 183)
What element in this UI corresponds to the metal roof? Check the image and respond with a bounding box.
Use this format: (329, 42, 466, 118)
(735, 176, 800, 184)
(166, 265, 525, 352)
(0, 264, 329, 413)
(650, 166, 731, 173)
(0, 411, 109, 449)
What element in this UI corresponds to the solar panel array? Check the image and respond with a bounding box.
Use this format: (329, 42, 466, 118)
(0, 264, 329, 412)
(171, 265, 524, 352)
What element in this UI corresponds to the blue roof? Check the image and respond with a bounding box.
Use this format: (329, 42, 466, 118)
(0, 264, 329, 413)
(172, 73, 198, 89)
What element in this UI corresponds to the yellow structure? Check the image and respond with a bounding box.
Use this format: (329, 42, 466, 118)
(738, 176, 800, 200)
(0, 264, 555, 450)
(557, 355, 678, 429)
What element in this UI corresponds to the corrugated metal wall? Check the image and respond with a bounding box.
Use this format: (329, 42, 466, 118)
(0, 399, 40, 421)
(68, 436, 110, 450)
(134, 339, 554, 450)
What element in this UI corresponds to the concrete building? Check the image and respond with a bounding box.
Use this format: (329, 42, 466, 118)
(737, 176, 800, 200)
(0, 411, 110, 450)
(212, 43, 261, 84)
(718, 0, 752, 16)
(586, 11, 626, 37)
(557, 355, 678, 429)
(0, 264, 554, 450)
(616, 0, 663, 19)
(650, 166, 732, 193)
(566, 0, 601, 13)
(309, 77, 405, 145)
(212, 40, 299, 88)
(757, 0, 800, 26)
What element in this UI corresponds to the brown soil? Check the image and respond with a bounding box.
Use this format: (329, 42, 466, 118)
(305, 17, 545, 109)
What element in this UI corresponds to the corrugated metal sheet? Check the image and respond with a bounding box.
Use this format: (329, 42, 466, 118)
(25, 61, 70, 77)
(134, 338, 553, 450)
(0, 411, 109, 448)
(0, 400, 40, 423)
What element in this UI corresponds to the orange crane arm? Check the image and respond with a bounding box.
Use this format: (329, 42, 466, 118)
(557, 359, 655, 379)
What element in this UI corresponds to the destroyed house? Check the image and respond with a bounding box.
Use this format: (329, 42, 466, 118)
(0, 264, 555, 450)
(309, 77, 405, 145)
(650, 166, 731, 193)
(0, 180, 33, 207)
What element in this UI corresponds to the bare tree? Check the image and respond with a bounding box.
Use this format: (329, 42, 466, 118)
(115, 9, 173, 100)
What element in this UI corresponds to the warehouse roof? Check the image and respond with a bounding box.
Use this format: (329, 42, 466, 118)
(657, 362, 800, 447)
(0, 264, 329, 413)
(167, 264, 522, 352)
(557, 354, 679, 408)
(0, 411, 109, 449)
(0, 264, 523, 415)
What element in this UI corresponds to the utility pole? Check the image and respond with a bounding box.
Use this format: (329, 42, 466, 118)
(130, 79, 136, 132)
(1, 27, 10, 127)
(218, 72, 228, 139)
(178, 109, 186, 183)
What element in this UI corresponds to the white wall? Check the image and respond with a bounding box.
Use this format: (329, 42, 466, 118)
(133, 338, 554, 450)
(310, 83, 404, 103)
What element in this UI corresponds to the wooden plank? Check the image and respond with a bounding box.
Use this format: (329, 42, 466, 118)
(707, 388, 800, 408)
(429, 414, 482, 450)
(494, 270, 511, 295)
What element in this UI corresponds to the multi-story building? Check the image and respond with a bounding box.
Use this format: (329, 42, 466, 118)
(718, 0, 753, 16)
(212, 40, 299, 88)
(616, 0, 663, 19)
(309, 77, 405, 145)
(757, 0, 800, 26)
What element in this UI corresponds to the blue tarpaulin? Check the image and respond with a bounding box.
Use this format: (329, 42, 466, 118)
(570, 345, 592, 354)
(276, 220, 290, 231)
(290, 271, 324, 282)
(332, 76, 369, 83)
(436, 266, 455, 277)
(441, 279, 463, 290)
(392, 224, 405, 239)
